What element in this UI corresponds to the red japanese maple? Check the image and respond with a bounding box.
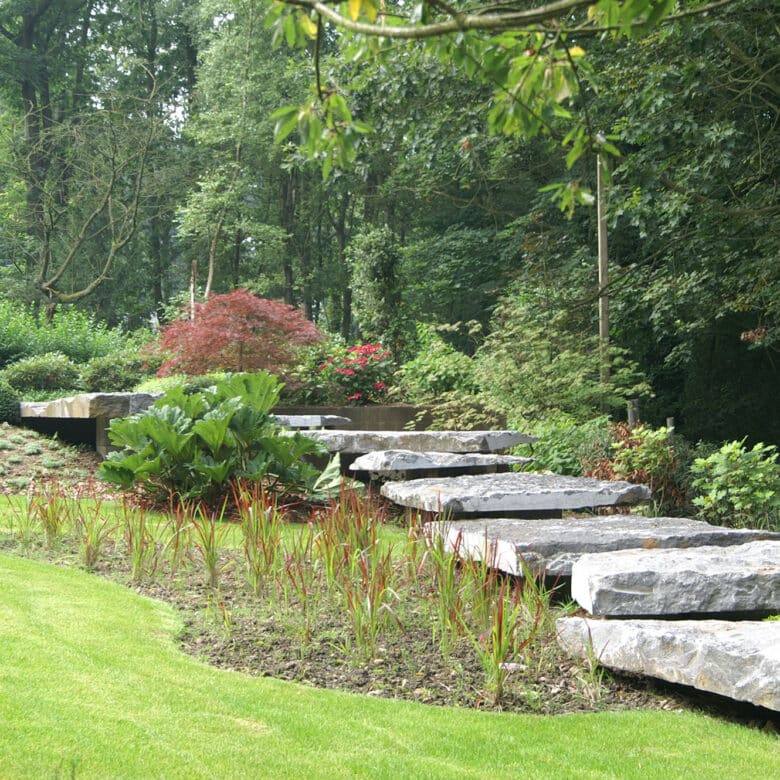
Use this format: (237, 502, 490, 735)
(155, 289, 323, 377)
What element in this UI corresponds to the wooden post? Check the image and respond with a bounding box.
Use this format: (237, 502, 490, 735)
(189, 259, 197, 321)
(597, 152, 609, 383)
(627, 400, 639, 428)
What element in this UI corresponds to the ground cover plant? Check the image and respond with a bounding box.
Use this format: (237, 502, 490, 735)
(0, 423, 98, 495)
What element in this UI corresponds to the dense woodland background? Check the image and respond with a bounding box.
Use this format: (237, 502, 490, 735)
(0, 0, 777, 444)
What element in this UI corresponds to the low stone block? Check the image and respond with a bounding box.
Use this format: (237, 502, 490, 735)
(382, 473, 650, 516)
(571, 541, 780, 616)
(272, 414, 352, 429)
(424, 516, 779, 577)
(557, 617, 780, 711)
(21, 392, 158, 420)
(349, 449, 533, 480)
(297, 430, 535, 455)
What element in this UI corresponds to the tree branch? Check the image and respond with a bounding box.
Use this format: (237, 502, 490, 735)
(283, 0, 740, 39)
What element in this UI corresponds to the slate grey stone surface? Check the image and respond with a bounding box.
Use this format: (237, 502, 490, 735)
(297, 430, 535, 455)
(382, 473, 650, 516)
(349, 449, 533, 479)
(557, 617, 780, 711)
(423, 516, 780, 577)
(21, 392, 158, 419)
(571, 541, 780, 616)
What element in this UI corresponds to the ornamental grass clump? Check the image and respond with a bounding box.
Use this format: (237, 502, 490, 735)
(341, 544, 402, 660)
(72, 497, 116, 570)
(122, 503, 158, 583)
(235, 483, 284, 596)
(423, 528, 466, 654)
(190, 503, 232, 590)
(29, 481, 72, 548)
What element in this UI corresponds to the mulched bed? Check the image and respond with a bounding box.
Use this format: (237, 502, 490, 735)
(7, 526, 774, 728)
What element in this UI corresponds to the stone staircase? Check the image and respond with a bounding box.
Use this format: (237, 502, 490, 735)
(305, 426, 780, 713)
(19, 401, 779, 711)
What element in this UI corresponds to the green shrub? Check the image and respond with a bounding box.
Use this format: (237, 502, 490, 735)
(0, 300, 33, 368)
(394, 324, 477, 401)
(80, 352, 156, 393)
(0, 381, 20, 424)
(133, 372, 231, 395)
(34, 308, 131, 363)
(99, 372, 326, 504)
(2, 352, 81, 393)
(515, 416, 612, 476)
(317, 343, 394, 404)
(612, 425, 678, 503)
(690, 440, 780, 530)
(0, 300, 133, 368)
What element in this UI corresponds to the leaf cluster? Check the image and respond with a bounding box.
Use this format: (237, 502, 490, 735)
(99, 372, 326, 504)
(691, 440, 780, 531)
(154, 289, 324, 377)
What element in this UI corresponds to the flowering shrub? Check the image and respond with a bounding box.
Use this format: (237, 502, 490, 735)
(318, 343, 393, 404)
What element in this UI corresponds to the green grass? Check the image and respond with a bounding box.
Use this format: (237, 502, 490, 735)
(1, 554, 776, 779)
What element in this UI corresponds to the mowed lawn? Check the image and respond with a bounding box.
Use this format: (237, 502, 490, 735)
(1, 554, 776, 779)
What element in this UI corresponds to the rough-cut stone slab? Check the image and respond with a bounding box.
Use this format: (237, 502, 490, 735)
(21, 392, 158, 420)
(349, 449, 533, 480)
(571, 541, 780, 616)
(272, 414, 352, 429)
(21, 393, 160, 457)
(297, 430, 535, 455)
(382, 473, 650, 516)
(557, 617, 780, 711)
(424, 516, 780, 577)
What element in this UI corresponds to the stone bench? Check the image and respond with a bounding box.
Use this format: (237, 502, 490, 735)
(557, 617, 780, 712)
(382, 472, 650, 519)
(21, 393, 158, 458)
(20, 393, 352, 457)
(349, 449, 534, 481)
(570, 540, 780, 616)
(423, 515, 779, 577)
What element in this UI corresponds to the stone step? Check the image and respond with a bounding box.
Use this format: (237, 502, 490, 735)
(382, 473, 650, 518)
(296, 429, 535, 455)
(570, 541, 780, 616)
(423, 516, 779, 577)
(349, 450, 533, 481)
(557, 617, 780, 712)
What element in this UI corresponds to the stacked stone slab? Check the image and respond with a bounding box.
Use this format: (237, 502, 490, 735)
(271, 414, 352, 429)
(423, 516, 780, 577)
(558, 617, 780, 711)
(296, 429, 535, 454)
(558, 539, 780, 711)
(381, 472, 651, 518)
(21, 392, 159, 457)
(349, 450, 533, 481)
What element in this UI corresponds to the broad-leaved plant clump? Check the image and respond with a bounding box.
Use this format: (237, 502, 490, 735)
(318, 343, 393, 404)
(153, 289, 323, 378)
(691, 440, 780, 531)
(99, 372, 326, 504)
